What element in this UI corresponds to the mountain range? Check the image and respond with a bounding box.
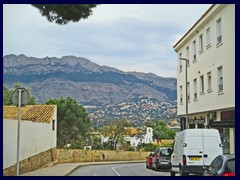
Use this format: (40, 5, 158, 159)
(3, 54, 177, 106)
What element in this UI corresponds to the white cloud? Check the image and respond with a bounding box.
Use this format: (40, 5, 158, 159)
(3, 4, 212, 77)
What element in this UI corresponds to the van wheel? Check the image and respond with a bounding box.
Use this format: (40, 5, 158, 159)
(170, 171, 176, 176)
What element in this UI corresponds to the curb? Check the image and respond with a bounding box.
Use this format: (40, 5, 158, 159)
(65, 160, 145, 176)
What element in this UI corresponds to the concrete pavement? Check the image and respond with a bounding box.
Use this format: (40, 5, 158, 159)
(21, 160, 145, 176)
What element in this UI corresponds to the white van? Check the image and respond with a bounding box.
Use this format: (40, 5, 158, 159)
(170, 129, 223, 176)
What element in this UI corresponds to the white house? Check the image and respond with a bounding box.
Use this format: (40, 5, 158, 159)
(142, 127, 153, 144)
(174, 4, 235, 154)
(125, 127, 154, 147)
(3, 105, 57, 175)
(101, 127, 154, 148)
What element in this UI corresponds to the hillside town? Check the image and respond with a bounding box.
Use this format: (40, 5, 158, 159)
(3, 4, 235, 176)
(86, 98, 178, 127)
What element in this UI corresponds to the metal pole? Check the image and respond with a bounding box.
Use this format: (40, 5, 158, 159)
(16, 89, 22, 176)
(179, 58, 189, 129)
(185, 61, 188, 129)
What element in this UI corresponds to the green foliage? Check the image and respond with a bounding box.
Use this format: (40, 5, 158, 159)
(3, 83, 37, 105)
(161, 141, 174, 147)
(46, 96, 91, 148)
(3, 85, 13, 105)
(146, 120, 176, 141)
(32, 4, 98, 25)
(137, 143, 159, 152)
(102, 119, 131, 150)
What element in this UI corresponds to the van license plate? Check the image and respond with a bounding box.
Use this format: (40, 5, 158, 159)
(190, 157, 201, 161)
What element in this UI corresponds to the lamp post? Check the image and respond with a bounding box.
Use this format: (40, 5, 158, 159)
(179, 58, 188, 129)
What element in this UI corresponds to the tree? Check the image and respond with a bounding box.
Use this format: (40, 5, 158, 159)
(32, 4, 98, 25)
(45, 97, 91, 148)
(146, 120, 176, 142)
(3, 83, 37, 105)
(102, 119, 131, 150)
(3, 85, 13, 105)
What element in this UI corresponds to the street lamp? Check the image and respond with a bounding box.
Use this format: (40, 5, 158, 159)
(179, 58, 188, 129)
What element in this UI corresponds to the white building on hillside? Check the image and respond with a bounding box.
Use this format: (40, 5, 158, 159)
(173, 4, 235, 154)
(125, 127, 153, 147)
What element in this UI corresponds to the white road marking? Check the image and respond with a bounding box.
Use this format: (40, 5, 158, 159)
(112, 167, 121, 176)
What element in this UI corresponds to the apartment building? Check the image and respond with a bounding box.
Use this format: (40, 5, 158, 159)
(173, 4, 235, 154)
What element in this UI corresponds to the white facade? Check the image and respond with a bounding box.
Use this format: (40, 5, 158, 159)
(174, 4, 235, 154)
(3, 105, 57, 169)
(142, 127, 153, 143)
(125, 127, 154, 147)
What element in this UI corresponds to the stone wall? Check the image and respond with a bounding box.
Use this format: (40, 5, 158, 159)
(3, 148, 57, 176)
(57, 149, 149, 163)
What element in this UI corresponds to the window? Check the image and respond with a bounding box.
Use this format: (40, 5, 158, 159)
(179, 53, 182, 71)
(187, 82, 190, 102)
(186, 46, 189, 66)
(200, 75, 204, 93)
(207, 72, 212, 91)
(180, 85, 183, 104)
(199, 34, 203, 52)
(209, 156, 223, 171)
(192, 40, 196, 61)
(206, 27, 211, 47)
(216, 18, 222, 44)
(217, 66, 223, 92)
(193, 78, 197, 100)
(52, 119, 55, 131)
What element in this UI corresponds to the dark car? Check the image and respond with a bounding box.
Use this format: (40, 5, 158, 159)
(203, 154, 235, 176)
(152, 147, 172, 171)
(146, 152, 154, 169)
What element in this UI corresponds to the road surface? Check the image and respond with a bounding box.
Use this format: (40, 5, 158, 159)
(69, 162, 171, 176)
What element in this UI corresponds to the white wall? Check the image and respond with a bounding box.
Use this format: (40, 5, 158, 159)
(176, 4, 235, 116)
(3, 109, 57, 169)
(143, 127, 153, 143)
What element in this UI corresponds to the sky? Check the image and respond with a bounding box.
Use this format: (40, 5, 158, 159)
(3, 4, 212, 78)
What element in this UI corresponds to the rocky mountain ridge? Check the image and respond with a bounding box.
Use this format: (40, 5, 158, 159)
(3, 54, 177, 106)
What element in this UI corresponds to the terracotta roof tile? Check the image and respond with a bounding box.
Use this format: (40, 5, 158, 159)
(3, 105, 56, 124)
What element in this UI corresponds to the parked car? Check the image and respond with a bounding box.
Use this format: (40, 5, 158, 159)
(146, 152, 154, 169)
(170, 129, 223, 176)
(203, 154, 235, 176)
(152, 147, 172, 171)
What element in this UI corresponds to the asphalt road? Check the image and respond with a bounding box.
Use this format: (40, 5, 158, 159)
(69, 162, 171, 176)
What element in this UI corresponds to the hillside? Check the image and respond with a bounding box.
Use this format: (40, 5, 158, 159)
(3, 54, 177, 107)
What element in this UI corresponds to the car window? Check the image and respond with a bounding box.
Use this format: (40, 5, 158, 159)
(160, 149, 169, 156)
(209, 156, 223, 171)
(225, 159, 235, 173)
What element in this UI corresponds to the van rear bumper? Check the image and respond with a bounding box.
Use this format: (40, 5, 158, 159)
(182, 165, 207, 174)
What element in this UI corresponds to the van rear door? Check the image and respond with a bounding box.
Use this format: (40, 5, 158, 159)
(185, 135, 204, 166)
(202, 130, 223, 166)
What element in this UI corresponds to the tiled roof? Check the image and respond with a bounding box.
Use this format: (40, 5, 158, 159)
(3, 105, 56, 124)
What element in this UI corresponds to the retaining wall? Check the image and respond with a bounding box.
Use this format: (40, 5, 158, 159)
(57, 149, 149, 163)
(3, 148, 57, 176)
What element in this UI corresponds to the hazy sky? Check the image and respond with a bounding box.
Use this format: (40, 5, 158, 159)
(3, 4, 212, 77)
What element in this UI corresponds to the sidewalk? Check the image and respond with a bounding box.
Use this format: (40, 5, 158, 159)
(21, 160, 145, 176)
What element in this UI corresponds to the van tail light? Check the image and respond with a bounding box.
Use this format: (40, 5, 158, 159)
(221, 172, 235, 176)
(183, 155, 187, 166)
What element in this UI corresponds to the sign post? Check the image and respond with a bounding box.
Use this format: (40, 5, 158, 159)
(12, 88, 30, 176)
